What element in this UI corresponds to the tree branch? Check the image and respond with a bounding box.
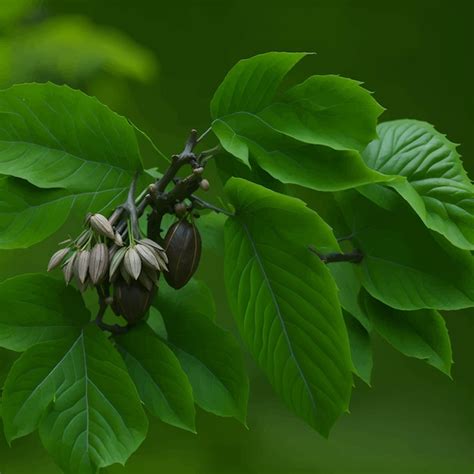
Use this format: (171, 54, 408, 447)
(309, 245, 363, 264)
(190, 194, 234, 216)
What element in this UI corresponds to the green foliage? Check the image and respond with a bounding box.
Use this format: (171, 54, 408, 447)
(212, 113, 389, 191)
(224, 178, 352, 436)
(211, 52, 309, 119)
(153, 282, 249, 423)
(0, 51, 473, 473)
(360, 290, 452, 376)
(2, 324, 148, 472)
(0, 274, 90, 351)
(211, 51, 389, 193)
(116, 323, 196, 432)
(362, 120, 474, 250)
(0, 83, 144, 248)
(338, 191, 474, 310)
(257, 74, 383, 150)
(343, 311, 373, 386)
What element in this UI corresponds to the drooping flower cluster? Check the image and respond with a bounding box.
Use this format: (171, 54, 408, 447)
(47, 213, 168, 293)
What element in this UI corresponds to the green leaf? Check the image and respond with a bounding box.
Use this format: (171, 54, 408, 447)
(211, 51, 309, 119)
(146, 306, 167, 339)
(213, 112, 390, 191)
(154, 283, 248, 423)
(343, 311, 372, 385)
(0, 176, 78, 249)
(116, 323, 196, 433)
(259, 75, 384, 151)
(2, 325, 148, 474)
(159, 278, 217, 322)
(0, 349, 17, 389)
(360, 290, 452, 376)
(0, 83, 144, 248)
(224, 178, 352, 436)
(214, 150, 288, 194)
(330, 263, 371, 331)
(196, 212, 227, 256)
(362, 120, 474, 250)
(0, 273, 90, 351)
(339, 191, 474, 310)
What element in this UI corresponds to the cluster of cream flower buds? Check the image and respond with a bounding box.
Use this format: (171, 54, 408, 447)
(47, 213, 168, 294)
(109, 238, 168, 290)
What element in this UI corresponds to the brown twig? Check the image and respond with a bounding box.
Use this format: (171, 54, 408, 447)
(309, 245, 363, 264)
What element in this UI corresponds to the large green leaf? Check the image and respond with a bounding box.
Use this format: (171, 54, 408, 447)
(0, 83, 144, 248)
(210, 51, 309, 119)
(362, 120, 474, 250)
(116, 323, 196, 433)
(360, 290, 452, 376)
(224, 178, 352, 436)
(0, 273, 90, 351)
(259, 75, 384, 151)
(339, 191, 474, 310)
(213, 112, 390, 191)
(343, 311, 372, 386)
(2, 325, 148, 474)
(153, 282, 248, 423)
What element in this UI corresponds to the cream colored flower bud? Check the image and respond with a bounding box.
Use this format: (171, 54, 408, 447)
(90, 214, 115, 240)
(63, 254, 76, 285)
(140, 238, 164, 252)
(47, 248, 69, 272)
(89, 243, 109, 285)
(199, 179, 210, 191)
(155, 252, 169, 272)
(76, 250, 90, 284)
(135, 243, 160, 270)
(109, 247, 127, 282)
(124, 247, 142, 280)
(114, 232, 124, 247)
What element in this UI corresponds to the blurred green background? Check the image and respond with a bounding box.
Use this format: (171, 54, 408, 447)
(1, 0, 474, 472)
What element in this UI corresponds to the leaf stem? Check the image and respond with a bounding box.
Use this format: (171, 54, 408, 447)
(308, 246, 363, 264)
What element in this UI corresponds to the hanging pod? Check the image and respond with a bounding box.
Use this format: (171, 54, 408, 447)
(163, 218, 201, 289)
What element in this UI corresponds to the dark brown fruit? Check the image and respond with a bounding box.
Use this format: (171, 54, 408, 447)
(112, 278, 156, 324)
(164, 219, 201, 289)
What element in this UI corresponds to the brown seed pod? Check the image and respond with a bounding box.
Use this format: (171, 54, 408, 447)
(164, 219, 201, 289)
(113, 278, 157, 324)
